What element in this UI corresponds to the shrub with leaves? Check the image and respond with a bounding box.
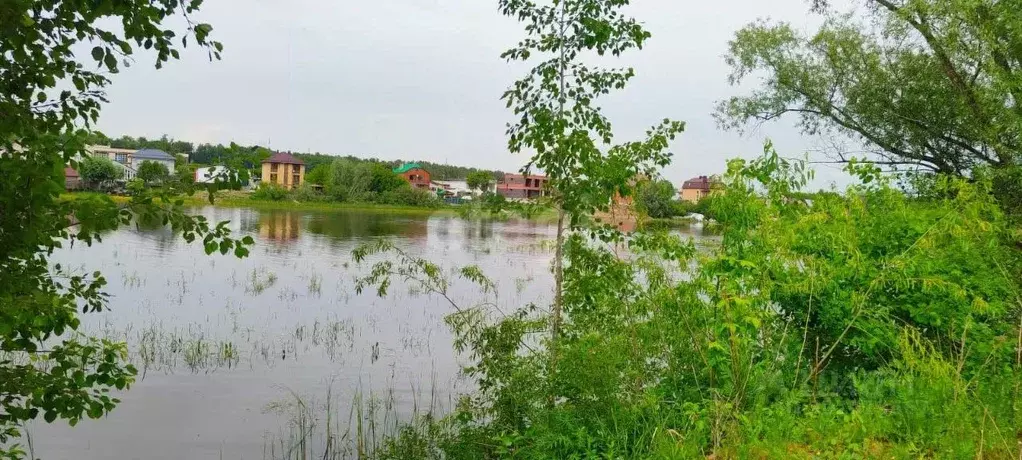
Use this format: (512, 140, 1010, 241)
(252, 183, 289, 201)
(78, 156, 123, 190)
(0, 1, 248, 457)
(363, 145, 1022, 458)
(136, 160, 170, 186)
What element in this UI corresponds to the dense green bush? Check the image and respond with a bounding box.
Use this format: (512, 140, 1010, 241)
(635, 179, 678, 218)
(249, 159, 441, 208)
(289, 183, 329, 202)
(251, 183, 288, 201)
(377, 186, 440, 208)
(363, 150, 1022, 459)
(78, 156, 123, 190)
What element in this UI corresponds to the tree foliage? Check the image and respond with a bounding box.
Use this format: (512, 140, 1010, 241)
(466, 171, 495, 192)
(78, 156, 122, 190)
(634, 178, 678, 218)
(348, 2, 1022, 458)
(718, 0, 1021, 175)
(136, 160, 170, 186)
(0, 1, 248, 457)
(497, 0, 685, 370)
(365, 146, 1022, 459)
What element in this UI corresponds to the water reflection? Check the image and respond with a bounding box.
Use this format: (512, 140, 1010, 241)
(31, 207, 709, 459)
(131, 213, 180, 253)
(258, 210, 301, 242)
(304, 211, 428, 241)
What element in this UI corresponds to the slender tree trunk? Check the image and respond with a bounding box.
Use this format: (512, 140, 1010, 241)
(548, 0, 569, 400)
(552, 206, 566, 342)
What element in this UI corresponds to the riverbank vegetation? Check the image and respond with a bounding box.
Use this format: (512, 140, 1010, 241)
(6, 0, 1022, 458)
(345, 0, 1022, 458)
(1, 2, 253, 458)
(364, 149, 1022, 459)
(85, 132, 506, 183)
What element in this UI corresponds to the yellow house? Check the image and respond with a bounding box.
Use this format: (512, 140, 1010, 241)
(261, 152, 305, 190)
(680, 175, 720, 203)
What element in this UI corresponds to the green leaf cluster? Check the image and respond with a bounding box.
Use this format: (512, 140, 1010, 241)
(0, 1, 248, 456)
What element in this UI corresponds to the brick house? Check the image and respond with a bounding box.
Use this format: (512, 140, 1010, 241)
(393, 163, 431, 189)
(261, 152, 305, 190)
(64, 167, 81, 190)
(680, 175, 720, 203)
(496, 173, 549, 200)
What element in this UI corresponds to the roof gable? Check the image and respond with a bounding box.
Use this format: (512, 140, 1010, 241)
(262, 152, 305, 165)
(133, 149, 175, 161)
(393, 163, 425, 174)
(682, 176, 717, 191)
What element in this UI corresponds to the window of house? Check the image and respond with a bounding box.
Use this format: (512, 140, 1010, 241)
(271, 163, 278, 172)
(115, 153, 127, 164)
(293, 174, 300, 184)
(270, 174, 278, 183)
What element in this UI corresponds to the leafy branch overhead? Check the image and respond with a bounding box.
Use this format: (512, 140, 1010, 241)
(717, 0, 1021, 175)
(1, 1, 247, 457)
(499, 0, 685, 222)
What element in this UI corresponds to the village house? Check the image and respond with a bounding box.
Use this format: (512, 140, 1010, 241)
(85, 145, 139, 179)
(680, 175, 720, 203)
(64, 167, 81, 190)
(496, 173, 549, 200)
(88, 145, 137, 167)
(261, 152, 305, 190)
(393, 163, 431, 189)
(133, 148, 177, 172)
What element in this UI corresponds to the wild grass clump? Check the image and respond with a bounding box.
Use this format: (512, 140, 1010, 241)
(354, 149, 1022, 459)
(261, 378, 449, 460)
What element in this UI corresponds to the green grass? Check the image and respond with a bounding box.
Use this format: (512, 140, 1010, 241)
(61, 191, 564, 221)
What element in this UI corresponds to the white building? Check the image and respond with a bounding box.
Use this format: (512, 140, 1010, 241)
(434, 180, 490, 197)
(132, 149, 177, 172)
(194, 166, 230, 184)
(87, 145, 137, 168)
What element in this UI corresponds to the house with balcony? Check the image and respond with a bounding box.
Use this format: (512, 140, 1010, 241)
(87, 145, 137, 168)
(261, 152, 305, 190)
(394, 163, 431, 189)
(496, 173, 549, 200)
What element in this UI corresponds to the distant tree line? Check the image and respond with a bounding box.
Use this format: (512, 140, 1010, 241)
(90, 134, 506, 181)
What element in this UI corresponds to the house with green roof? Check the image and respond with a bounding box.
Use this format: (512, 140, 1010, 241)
(393, 163, 431, 189)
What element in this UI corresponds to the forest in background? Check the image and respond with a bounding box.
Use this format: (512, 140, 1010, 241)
(85, 132, 506, 181)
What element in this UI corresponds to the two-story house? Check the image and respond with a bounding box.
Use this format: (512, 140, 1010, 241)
(261, 152, 305, 189)
(680, 175, 720, 203)
(496, 173, 549, 200)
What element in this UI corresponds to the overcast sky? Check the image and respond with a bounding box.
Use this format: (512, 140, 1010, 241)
(96, 0, 853, 187)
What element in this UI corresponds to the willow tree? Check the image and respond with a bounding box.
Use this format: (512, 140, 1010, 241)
(717, 0, 1020, 176)
(0, 2, 248, 457)
(499, 0, 685, 362)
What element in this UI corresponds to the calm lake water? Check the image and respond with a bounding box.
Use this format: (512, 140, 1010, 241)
(26, 207, 708, 459)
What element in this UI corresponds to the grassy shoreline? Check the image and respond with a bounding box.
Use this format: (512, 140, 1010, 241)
(62, 191, 562, 221)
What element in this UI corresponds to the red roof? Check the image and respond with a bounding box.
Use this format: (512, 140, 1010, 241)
(64, 167, 79, 178)
(262, 152, 304, 165)
(682, 176, 715, 191)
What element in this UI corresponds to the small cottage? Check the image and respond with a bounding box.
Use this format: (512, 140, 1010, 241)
(394, 163, 431, 189)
